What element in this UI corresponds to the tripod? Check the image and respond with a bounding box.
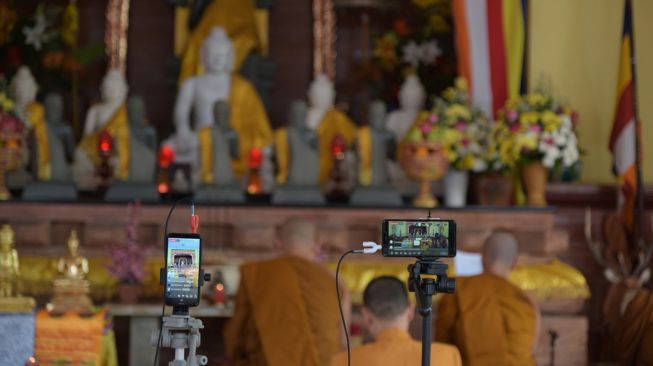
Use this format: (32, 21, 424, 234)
(151, 306, 208, 366)
(407, 259, 456, 366)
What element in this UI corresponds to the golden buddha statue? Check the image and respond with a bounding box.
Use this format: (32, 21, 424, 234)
(0, 224, 35, 312)
(56, 230, 89, 280)
(49, 230, 93, 315)
(0, 224, 19, 297)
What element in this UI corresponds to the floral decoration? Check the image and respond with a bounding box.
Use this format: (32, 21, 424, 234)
(106, 202, 150, 284)
(497, 92, 580, 170)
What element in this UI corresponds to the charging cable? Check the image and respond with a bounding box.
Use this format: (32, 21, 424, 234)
(153, 197, 197, 366)
(336, 241, 381, 366)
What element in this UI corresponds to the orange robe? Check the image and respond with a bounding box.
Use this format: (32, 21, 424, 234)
(614, 288, 653, 365)
(435, 273, 537, 366)
(329, 327, 462, 366)
(224, 256, 342, 366)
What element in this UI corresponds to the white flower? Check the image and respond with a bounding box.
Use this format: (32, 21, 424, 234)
(562, 145, 579, 167)
(402, 41, 421, 67)
(23, 13, 48, 50)
(471, 159, 487, 173)
(542, 149, 560, 168)
(419, 39, 442, 65)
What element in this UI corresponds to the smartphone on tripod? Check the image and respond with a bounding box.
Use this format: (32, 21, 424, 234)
(164, 233, 202, 307)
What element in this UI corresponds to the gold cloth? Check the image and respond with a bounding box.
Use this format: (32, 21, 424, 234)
(178, 0, 261, 83)
(508, 259, 590, 301)
(224, 256, 341, 366)
(356, 126, 372, 186)
(435, 273, 537, 366)
(77, 104, 130, 180)
(197, 74, 272, 181)
(26, 102, 51, 180)
(35, 309, 118, 366)
(273, 128, 289, 184)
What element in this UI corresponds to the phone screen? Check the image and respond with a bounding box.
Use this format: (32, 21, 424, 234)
(382, 219, 456, 258)
(165, 234, 201, 305)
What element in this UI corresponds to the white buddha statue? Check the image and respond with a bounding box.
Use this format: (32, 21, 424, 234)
(11, 67, 38, 123)
(385, 75, 427, 196)
(385, 75, 426, 141)
(277, 74, 365, 186)
(168, 26, 272, 184)
(74, 69, 131, 188)
(10, 66, 51, 180)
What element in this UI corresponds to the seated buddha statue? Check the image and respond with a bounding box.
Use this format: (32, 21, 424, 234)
(277, 74, 365, 187)
(166, 26, 272, 185)
(385, 75, 428, 196)
(74, 69, 131, 189)
(10, 66, 49, 181)
(50, 230, 93, 315)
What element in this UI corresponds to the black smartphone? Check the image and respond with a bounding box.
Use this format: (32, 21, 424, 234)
(164, 233, 202, 307)
(382, 219, 457, 258)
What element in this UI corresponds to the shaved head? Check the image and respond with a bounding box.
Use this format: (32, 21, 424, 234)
(363, 276, 408, 320)
(277, 217, 317, 255)
(483, 231, 519, 274)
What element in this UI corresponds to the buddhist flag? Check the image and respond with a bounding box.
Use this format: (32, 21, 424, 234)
(452, 0, 527, 118)
(609, 0, 639, 229)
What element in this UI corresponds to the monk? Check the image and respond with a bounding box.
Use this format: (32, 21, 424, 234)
(330, 276, 461, 366)
(224, 217, 349, 366)
(612, 286, 653, 365)
(435, 231, 540, 366)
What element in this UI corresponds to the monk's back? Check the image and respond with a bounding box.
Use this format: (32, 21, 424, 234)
(436, 273, 536, 366)
(231, 256, 340, 366)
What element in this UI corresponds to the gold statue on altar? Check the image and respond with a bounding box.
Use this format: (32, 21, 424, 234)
(0, 224, 35, 312)
(0, 224, 20, 297)
(49, 230, 93, 315)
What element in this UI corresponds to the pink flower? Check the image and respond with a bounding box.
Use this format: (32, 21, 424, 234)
(420, 122, 432, 135)
(461, 138, 470, 147)
(506, 109, 518, 122)
(455, 121, 466, 131)
(543, 136, 555, 145)
(429, 113, 439, 124)
(529, 125, 542, 133)
(571, 111, 579, 125)
(510, 124, 521, 133)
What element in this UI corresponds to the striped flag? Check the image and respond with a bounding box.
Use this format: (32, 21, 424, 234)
(609, 0, 639, 230)
(452, 0, 527, 118)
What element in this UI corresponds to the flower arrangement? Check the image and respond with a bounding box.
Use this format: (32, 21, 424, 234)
(106, 202, 149, 284)
(408, 78, 489, 172)
(369, 0, 455, 104)
(497, 92, 580, 170)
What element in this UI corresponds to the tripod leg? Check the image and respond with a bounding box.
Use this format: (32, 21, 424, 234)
(421, 303, 432, 366)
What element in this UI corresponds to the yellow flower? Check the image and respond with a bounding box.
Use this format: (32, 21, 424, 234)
(519, 111, 539, 127)
(444, 104, 471, 121)
(541, 111, 561, 132)
(373, 33, 398, 69)
(427, 14, 449, 33)
(516, 133, 538, 151)
(455, 77, 468, 92)
(443, 128, 462, 146)
(61, 0, 79, 46)
(499, 139, 518, 166)
(461, 154, 475, 170)
(442, 87, 456, 101)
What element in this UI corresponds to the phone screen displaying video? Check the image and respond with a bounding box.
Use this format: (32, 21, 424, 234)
(384, 220, 456, 257)
(165, 235, 200, 305)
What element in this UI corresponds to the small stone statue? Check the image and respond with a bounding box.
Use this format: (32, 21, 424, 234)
(194, 101, 245, 203)
(49, 230, 93, 315)
(0, 225, 19, 297)
(272, 100, 325, 204)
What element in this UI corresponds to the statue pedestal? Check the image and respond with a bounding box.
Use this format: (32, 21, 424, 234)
(272, 186, 326, 205)
(195, 184, 245, 204)
(350, 186, 403, 207)
(22, 181, 78, 202)
(49, 278, 93, 316)
(104, 182, 160, 203)
(0, 296, 36, 313)
(0, 310, 35, 364)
